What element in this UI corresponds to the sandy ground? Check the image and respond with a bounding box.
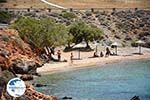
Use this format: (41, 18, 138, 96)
(37, 47, 150, 74)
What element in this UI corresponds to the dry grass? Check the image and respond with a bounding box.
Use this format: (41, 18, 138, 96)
(1, 0, 150, 9)
(47, 0, 150, 9)
(1, 0, 49, 8)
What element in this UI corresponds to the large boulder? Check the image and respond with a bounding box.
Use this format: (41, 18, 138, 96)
(11, 59, 42, 75)
(0, 29, 43, 74)
(20, 74, 34, 81)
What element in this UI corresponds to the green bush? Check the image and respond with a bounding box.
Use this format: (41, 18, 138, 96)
(11, 16, 104, 51)
(1, 35, 9, 42)
(131, 41, 138, 47)
(0, 0, 6, 3)
(0, 11, 13, 24)
(62, 12, 76, 20)
(11, 17, 69, 49)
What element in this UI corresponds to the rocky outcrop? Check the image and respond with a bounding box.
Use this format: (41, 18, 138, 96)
(0, 71, 52, 99)
(11, 58, 42, 75)
(0, 29, 42, 75)
(24, 84, 57, 100)
(0, 66, 56, 100)
(20, 74, 34, 81)
(0, 29, 57, 99)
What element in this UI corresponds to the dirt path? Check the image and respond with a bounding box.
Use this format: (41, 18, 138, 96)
(40, 0, 67, 9)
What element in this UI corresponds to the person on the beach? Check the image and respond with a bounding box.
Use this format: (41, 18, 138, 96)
(50, 47, 55, 55)
(100, 51, 104, 57)
(57, 50, 61, 61)
(105, 47, 111, 57)
(93, 51, 99, 57)
(70, 52, 73, 63)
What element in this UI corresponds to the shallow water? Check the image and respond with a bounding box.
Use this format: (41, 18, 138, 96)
(35, 60, 150, 100)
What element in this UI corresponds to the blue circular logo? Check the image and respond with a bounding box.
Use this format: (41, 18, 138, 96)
(6, 78, 26, 97)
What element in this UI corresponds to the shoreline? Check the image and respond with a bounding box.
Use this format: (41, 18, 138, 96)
(37, 53, 150, 75)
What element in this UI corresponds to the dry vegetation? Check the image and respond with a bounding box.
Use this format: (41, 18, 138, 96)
(1, 0, 150, 8)
(47, 0, 150, 9)
(0, 0, 49, 8)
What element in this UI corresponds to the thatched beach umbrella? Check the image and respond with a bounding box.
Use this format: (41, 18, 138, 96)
(111, 42, 120, 55)
(136, 40, 145, 54)
(73, 42, 86, 59)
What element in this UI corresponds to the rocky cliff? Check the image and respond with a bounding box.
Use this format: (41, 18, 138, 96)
(0, 29, 57, 100)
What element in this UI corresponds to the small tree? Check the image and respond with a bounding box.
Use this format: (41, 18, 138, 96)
(69, 21, 103, 48)
(0, 0, 7, 3)
(11, 17, 69, 53)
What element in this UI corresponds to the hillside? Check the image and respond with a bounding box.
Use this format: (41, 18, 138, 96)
(1, 0, 150, 9)
(1, 8, 149, 48)
(47, 0, 150, 9)
(0, 0, 49, 8)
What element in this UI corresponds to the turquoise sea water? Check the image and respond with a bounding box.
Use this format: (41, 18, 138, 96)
(35, 60, 150, 100)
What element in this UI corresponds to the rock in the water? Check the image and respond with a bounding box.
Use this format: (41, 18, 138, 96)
(25, 84, 58, 100)
(33, 83, 47, 87)
(131, 96, 140, 100)
(62, 96, 72, 99)
(20, 74, 34, 81)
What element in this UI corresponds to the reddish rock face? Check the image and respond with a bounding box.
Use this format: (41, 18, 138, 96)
(0, 29, 57, 100)
(0, 29, 42, 74)
(24, 85, 58, 100)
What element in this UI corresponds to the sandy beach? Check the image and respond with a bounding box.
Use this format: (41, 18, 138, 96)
(37, 47, 150, 74)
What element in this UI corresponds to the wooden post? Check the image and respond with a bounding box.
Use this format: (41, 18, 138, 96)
(116, 46, 117, 55)
(139, 45, 141, 54)
(78, 49, 80, 60)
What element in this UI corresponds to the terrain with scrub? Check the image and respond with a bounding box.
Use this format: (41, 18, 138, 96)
(0, 0, 150, 8)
